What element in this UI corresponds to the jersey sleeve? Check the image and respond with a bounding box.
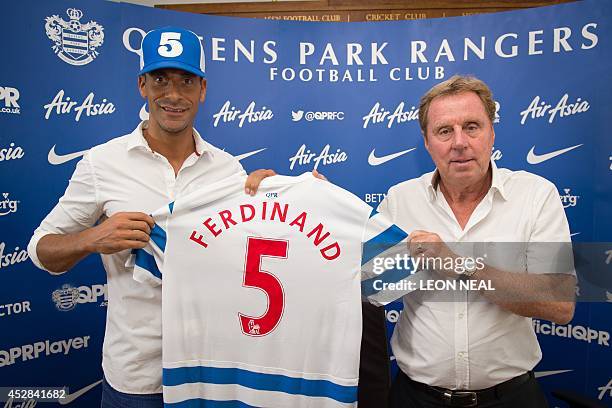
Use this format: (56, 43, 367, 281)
(360, 208, 414, 306)
(127, 202, 174, 287)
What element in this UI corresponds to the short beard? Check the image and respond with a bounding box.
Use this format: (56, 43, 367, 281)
(158, 120, 190, 134)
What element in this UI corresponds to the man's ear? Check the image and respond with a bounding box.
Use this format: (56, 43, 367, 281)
(199, 78, 207, 103)
(138, 75, 147, 99)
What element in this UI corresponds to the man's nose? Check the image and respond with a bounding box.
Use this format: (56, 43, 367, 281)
(451, 126, 469, 149)
(162, 80, 182, 99)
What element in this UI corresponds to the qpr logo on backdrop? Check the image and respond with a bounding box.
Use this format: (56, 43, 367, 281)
(0, 86, 20, 115)
(52, 283, 108, 311)
(52, 285, 80, 311)
(45, 8, 104, 66)
(0, 193, 19, 217)
(291, 110, 344, 122)
(559, 188, 580, 208)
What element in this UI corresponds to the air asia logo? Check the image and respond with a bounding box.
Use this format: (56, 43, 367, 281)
(598, 379, 612, 400)
(0, 242, 29, 270)
(3, 398, 37, 407)
(291, 110, 344, 122)
(491, 146, 503, 162)
(0, 335, 90, 367)
(533, 319, 609, 346)
(0, 86, 20, 115)
(44, 90, 115, 122)
(559, 188, 580, 208)
(0, 301, 31, 318)
(520, 93, 590, 125)
(52, 284, 108, 311)
(0, 193, 19, 217)
(0, 143, 25, 163)
(212, 101, 273, 128)
(288, 144, 348, 170)
(364, 193, 386, 204)
(362, 102, 419, 129)
(45, 8, 104, 66)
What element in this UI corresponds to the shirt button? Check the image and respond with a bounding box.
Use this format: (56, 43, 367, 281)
(458, 352, 467, 359)
(458, 312, 464, 319)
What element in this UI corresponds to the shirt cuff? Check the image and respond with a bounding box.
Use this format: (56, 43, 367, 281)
(27, 229, 67, 275)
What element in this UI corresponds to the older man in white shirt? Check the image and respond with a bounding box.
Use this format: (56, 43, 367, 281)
(378, 75, 576, 408)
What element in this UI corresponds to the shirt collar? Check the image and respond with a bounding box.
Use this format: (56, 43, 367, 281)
(425, 160, 508, 202)
(126, 120, 212, 157)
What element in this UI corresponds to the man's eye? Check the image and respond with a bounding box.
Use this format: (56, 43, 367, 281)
(184, 78, 194, 85)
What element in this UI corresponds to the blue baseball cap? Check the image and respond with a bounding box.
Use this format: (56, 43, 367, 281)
(139, 26, 206, 77)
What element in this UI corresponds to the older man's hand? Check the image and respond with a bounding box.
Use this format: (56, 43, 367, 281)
(408, 230, 458, 278)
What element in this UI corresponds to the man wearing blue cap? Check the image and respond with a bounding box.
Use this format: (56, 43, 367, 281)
(28, 26, 273, 408)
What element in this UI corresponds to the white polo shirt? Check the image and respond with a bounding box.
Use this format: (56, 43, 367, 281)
(377, 161, 573, 390)
(28, 121, 245, 394)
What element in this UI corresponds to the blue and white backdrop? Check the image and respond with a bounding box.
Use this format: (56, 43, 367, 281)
(1, 0, 610, 406)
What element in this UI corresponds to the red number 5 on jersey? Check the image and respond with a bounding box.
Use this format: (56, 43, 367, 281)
(239, 237, 289, 337)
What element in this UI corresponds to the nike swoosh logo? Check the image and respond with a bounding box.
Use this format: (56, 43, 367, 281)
(234, 148, 266, 161)
(58, 379, 102, 405)
(368, 148, 416, 166)
(570, 232, 581, 237)
(526, 144, 582, 165)
(534, 370, 573, 378)
(48, 145, 90, 165)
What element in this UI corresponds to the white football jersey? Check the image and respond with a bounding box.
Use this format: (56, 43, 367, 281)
(132, 172, 409, 407)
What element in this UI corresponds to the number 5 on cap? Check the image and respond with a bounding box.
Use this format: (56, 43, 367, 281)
(239, 237, 288, 337)
(158, 32, 183, 57)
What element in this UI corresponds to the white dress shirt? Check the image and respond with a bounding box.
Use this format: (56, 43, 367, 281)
(377, 161, 573, 390)
(28, 121, 245, 394)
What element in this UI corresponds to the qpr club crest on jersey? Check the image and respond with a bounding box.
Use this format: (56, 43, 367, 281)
(45, 8, 104, 66)
(52, 284, 80, 311)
